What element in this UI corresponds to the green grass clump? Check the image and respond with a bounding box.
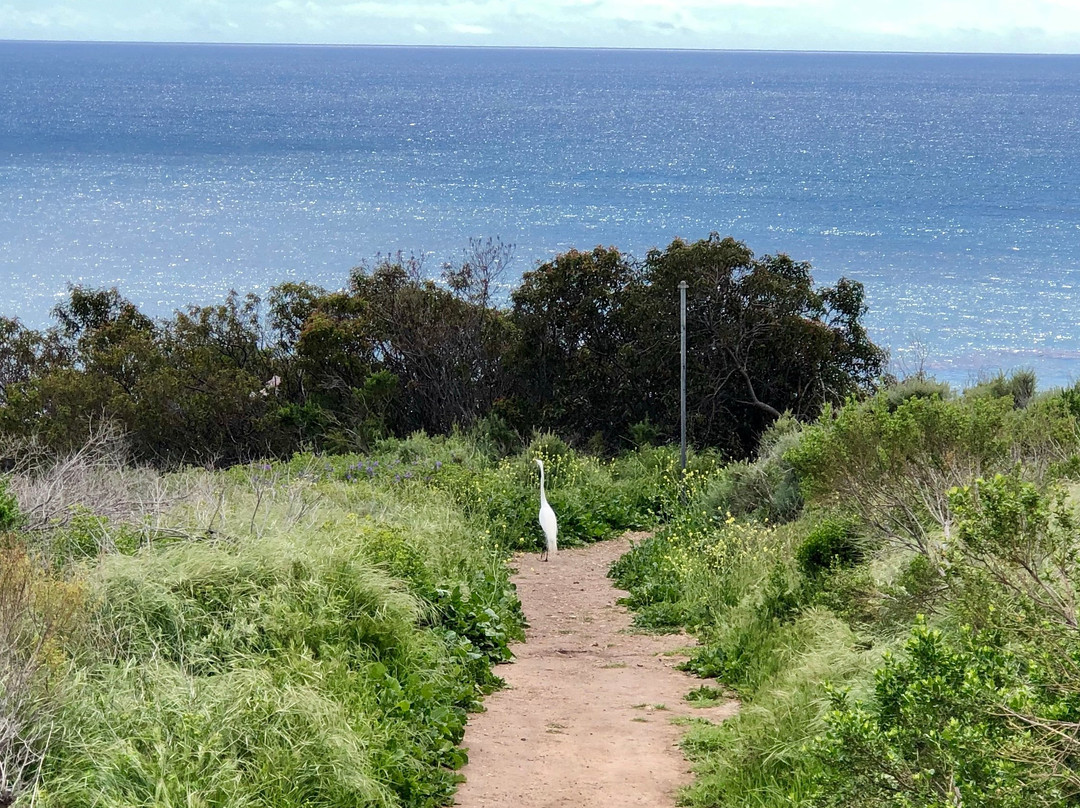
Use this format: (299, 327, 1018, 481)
(43, 661, 397, 807)
(795, 517, 863, 579)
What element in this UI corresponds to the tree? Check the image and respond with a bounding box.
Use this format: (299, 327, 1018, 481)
(0, 288, 159, 455)
(0, 318, 63, 406)
(352, 248, 513, 436)
(138, 293, 275, 465)
(0, 236, 886, 464)
(633, 234, 887, 455)
(508, 246, 643, 445)
(507, 235, 885, 455)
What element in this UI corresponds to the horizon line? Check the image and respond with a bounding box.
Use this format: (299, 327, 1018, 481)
(1, 38, 1078, 58)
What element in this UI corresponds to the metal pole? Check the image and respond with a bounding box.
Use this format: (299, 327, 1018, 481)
(679, 280, 688, 488)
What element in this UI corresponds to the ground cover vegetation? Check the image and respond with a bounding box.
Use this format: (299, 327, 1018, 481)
(0, 427, 698, 806)
(0, 234, 884, 466)
(14, 231, 1069, 807)
(0, 232, 877, 805)
(611, 369, 1080, 806)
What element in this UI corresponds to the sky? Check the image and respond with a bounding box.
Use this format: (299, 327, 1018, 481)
(1, 0, 1079, 53)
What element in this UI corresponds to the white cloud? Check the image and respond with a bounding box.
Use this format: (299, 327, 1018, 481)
(0, 3, 92, 30)
(4, 0, 1080, 51)
(449, 21, 492, 34)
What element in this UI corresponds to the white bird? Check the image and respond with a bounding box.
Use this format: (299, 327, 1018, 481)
(535, 458, 558, 561)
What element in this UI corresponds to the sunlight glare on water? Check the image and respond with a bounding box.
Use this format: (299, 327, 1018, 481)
(2, 43, 1080, 386)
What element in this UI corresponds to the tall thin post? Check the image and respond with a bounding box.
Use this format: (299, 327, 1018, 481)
(679, 280, 688, 496)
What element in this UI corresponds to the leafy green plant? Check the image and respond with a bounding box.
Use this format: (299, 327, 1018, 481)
(882, 373, 952, 411)
(811, 623, 1051, 808)
(0, 474, 21, 531)
(50, 507, 143, 561)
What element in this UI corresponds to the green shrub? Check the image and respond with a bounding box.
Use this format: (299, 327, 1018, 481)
(628, 417, 663, 448)
(610, 534, 684, 612)
(877, 552, 947, 628)
(633, 600, 688, 633)
(811, 623, 1052, 808)
(965, 368, 1037, 409)
(50, 507, 142, 561)
(1057, 380, 1080, 420)
(0, 474, 22, 531)
(796, 518, 863, 579)
(758, 559, 805, 623)
(882, 374, 952, 411)
(785, 390, 1064, 555)
(469, 413, 520, 460)
(700, 415, 803, 523)
(810, 563, 879, 628)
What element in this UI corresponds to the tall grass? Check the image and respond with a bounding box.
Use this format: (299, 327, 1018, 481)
(2, 430, 685, 806)
(29, 464, 522, 808)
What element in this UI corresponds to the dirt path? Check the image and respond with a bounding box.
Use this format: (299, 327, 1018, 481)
(454, 533, 738, 808)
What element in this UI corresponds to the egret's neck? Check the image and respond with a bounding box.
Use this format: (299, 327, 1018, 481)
(539, 465, 547, 502)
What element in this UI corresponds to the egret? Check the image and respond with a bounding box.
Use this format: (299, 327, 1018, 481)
(535, 458, 558, 561)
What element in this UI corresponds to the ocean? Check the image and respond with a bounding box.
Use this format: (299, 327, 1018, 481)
(2, 41, 1079, 386)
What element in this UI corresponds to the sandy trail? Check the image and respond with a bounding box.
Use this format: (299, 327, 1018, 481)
(454, 533, 737, 808)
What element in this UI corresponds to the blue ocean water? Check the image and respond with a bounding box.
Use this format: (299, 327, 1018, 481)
(2, 41, 1080, 386)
